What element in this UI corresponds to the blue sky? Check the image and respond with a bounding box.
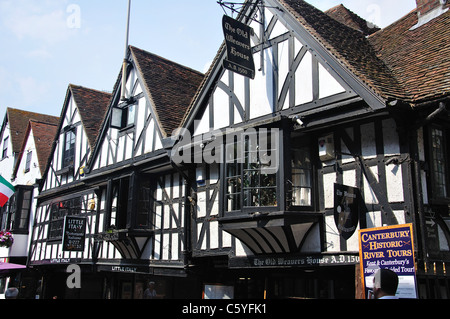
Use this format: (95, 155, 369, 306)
(0, 0, 417, 118)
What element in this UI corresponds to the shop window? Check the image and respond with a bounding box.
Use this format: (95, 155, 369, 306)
(62, 128, 76, 168)
(0, 186, 33, 234)
(48, 197, 81, 240)
(224, 129, 279, 212)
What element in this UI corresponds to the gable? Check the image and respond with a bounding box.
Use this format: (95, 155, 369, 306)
(6, 108, 59, 155)
(13, 127, 39, 185)
(131, 46, 204, 138)
(13, 120, 58, 182)
(41, 86, 108, 192)
(187, 2, 378, 136)
(89, 46, 204, 173)
(90, 52, 164, 172)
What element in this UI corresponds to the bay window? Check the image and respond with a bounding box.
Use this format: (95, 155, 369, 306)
(224, 128, 279, 212)
(0, 186, 33, 234)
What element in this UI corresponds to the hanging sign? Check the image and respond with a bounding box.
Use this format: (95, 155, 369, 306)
(359, 224, 417, 299)
(222, 15, 255, 79)
(334, 183, 360, 240)
(62, 216, 87, 252)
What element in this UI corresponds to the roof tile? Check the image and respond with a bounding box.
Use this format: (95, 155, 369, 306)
(130, 46, 204, 137)
(69, 84, 112, 147)
(368, 5, 450, 104)
(6, 108, 59, 154)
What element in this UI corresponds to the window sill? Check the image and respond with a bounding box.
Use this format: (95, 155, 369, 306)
(118, 124, 135, 135)
(55, 165, 74, 176)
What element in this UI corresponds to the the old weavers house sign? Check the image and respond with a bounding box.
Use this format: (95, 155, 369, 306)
(222, 15, 255, 79)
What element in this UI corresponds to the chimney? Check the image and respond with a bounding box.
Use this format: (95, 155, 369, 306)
(411, 0, 448, 29)
(416, 0, 447, 15)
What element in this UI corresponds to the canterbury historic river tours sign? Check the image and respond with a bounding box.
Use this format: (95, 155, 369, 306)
(359, 224, 418, 299)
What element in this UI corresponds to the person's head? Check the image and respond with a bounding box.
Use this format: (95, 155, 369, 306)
(148, 281, 155, 288)
(5, 287, 19, 299)
(373, 269, 399, 299)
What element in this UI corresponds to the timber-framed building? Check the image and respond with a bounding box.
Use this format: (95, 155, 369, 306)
(18, 0, 450, 299)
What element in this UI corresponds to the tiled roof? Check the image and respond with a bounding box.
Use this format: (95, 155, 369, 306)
(368, 4, 450, 105)
(69, 84, 112, 147)
(282, 0, 450, 106)
(13, 120, 59, 177)
(130, 46, 204, 137)
(279, 0, 405, 101)
(6, 108, 59, 154)
(325, 4, 380, 36)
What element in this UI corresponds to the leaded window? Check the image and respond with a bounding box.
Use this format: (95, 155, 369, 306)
(48, 197, 81, 240)
(225, 129, 279, 211)
(62, 128, 76, 168)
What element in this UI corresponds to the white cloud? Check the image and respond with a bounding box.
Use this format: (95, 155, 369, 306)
(0, 0, 76, 45)
(25, 48, 53, 59)
(16, 76, 51, 106)
(308, 0, 417, 28)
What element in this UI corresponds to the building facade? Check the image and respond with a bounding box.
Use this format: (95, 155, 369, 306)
(2, 0, 450, 299)
(0, 108, 59, 298)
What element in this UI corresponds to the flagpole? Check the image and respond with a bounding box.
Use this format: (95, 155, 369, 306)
(121, 0, 132, 101)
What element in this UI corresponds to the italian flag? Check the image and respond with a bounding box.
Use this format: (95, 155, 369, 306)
(0, 176, 15, 207)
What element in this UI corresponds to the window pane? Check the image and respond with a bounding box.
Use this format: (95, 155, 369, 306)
(63, 129, 76, 167)
(25, 151, 32, 172)
(224, 130, 279, 210)
(2, 137, 8, 159)
(127, 105, 135, 127)
(111, 107, 123, 128)
(291, 145, 312, 206)
(18, 189, 32, 229)
(225, 141, 243, 211)
(48, 197, 81, 239)
(243, 131, 277, 207)
(137, 179, 151, 228)
(431, 128, 447, 197)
